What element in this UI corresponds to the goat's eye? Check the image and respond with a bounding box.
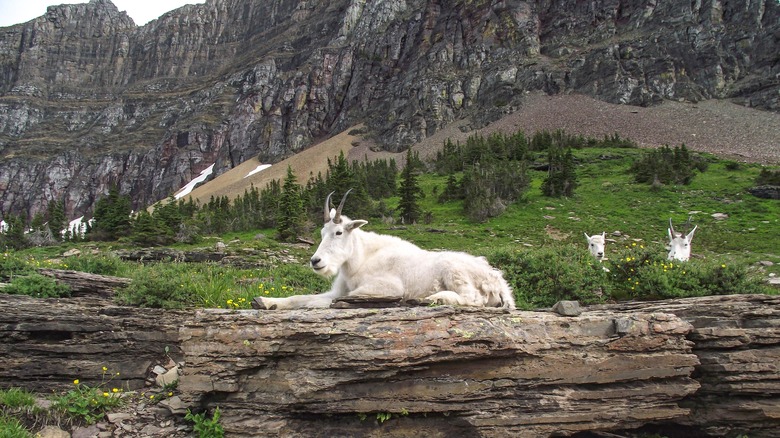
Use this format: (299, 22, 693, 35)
(335, 231, 343, 236)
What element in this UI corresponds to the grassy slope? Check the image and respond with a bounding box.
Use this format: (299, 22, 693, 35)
(375, 148, 779, 278)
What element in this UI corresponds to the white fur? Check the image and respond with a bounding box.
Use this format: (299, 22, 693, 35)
(667, 219, 697, 261)
(255, 210, 515, 310)
(584, 232, 606, 260)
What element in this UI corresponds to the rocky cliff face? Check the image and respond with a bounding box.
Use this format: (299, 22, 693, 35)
(0, 0, 778, 220)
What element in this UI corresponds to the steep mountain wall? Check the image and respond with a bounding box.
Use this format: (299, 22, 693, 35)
(0, 0, 777, 220)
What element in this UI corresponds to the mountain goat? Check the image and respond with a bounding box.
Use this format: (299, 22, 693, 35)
(252, 190, 516, 310)
(667, 218, 697, 261)
(584, 232, 606, 260)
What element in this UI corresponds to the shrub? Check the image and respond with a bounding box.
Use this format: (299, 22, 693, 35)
(4, 274, 71, 298)
(63, 254, 126, 277)
(186, 407, 224, 438)
(606, 245, 773, 300)
(117, 264, 190, 308)
(629, 144, 704, 185)
(0, 253, 35, 280)
(755, 168, 780, 185)
(52, 370, 125, 425)
(490, 245, 610, 309)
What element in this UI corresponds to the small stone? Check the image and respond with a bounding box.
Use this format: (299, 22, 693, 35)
(107, 412, 134, 423)
(62, 248, 81, 257)
(215, 241, 227, 252)
(614, 317, 634, 336)
(552, 300, 582, 316)
(159, 396, 188, 415)
(758, 261, 774, 267)
(152, 365, 167, 375)
(71, 425, 100, 438)
(711, 213, 729, 220)
(155, 365, 179, 387)
(37, 426, 70, 438)
(140, 425, 162, 435)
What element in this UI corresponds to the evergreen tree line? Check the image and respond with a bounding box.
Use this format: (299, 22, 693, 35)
(0, 152, 400, 249)
(2, 128, 718, 250)
(432, 129, 630, 221)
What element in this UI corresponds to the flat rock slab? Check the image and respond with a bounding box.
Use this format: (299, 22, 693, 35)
(179, 306, 699, 437)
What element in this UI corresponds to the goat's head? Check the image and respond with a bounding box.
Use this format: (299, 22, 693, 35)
(667, 219, 697, 261)
(584, 232, 606, 260)
(309, 189, 367, 277)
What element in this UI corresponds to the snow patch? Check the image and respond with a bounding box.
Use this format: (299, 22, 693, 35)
(175, 164, 215, 199)
(245, 164, 272, 178)
(63, 216, 91, 238)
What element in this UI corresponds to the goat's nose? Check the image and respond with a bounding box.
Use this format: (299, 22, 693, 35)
(310, 256, 321, 266)
(597, 252, 604, 258)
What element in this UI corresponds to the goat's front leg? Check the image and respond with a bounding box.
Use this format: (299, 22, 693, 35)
(346, 277, 405, 300)
(252, 289, 342, 310)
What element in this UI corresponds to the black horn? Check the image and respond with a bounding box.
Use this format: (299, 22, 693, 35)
(324, 191, 335, 223)
(333, 188, 353, 224)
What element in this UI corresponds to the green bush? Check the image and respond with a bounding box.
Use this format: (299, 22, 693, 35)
(489, 242, 774, 309)
(117, 264, 190, 308)
(4, 274, 71, 298)
(606, 245, 773, 300)
(62, 254, 126, 277)
(756, 168, 780, 185)
(0, 253, 35, 280)
(52, 372, 125, 425)
(490, 245, 610, 309)
(186, 407, 224, 438)
(629, 144, 705, 185)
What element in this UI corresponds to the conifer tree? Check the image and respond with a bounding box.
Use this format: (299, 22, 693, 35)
(277, 166, 305, 242)
(0, 215, 27, 249)
(90, 186, 132, 241)
(541, 146, 578, 197)
(398, 148, 424, 224)
(46, 200, 66, 241)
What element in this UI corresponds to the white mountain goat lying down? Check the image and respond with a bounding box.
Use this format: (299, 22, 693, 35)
(253, 190, 516, 310)
(584, 232, 606, 260)
(667, 218, 697, 261)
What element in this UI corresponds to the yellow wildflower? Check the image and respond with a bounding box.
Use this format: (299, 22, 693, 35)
(73, 379, 79, 385)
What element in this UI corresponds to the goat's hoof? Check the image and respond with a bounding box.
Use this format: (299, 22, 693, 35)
(251, 297, 275, 310)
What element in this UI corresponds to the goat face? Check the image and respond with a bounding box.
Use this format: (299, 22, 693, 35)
(667, 221, 697, 261)
(585, 232, 606, 260)
(310, 190, 367, 277)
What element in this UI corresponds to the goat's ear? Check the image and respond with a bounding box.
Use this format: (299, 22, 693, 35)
(686, 225, 697, 241)
(345, 219, 368, 231)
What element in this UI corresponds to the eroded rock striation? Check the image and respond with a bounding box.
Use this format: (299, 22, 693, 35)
(1, 0, 778, 221)
(3, 292, 779, 436)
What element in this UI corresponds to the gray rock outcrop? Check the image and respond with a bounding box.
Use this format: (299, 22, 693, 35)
(1, 0, 778, 220)
(1, 292, 779, 436)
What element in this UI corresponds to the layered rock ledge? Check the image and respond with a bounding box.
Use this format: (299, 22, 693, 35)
(1, 293, 778, 437)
